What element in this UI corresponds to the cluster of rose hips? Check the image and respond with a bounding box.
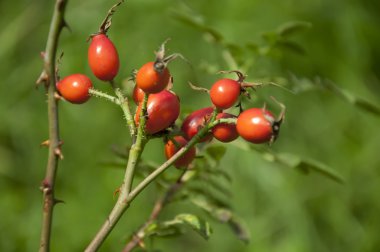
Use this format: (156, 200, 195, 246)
(56, 26, 284, 169)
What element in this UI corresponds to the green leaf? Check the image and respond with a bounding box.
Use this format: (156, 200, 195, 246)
(175, 214, 212, 240)
(171, 12, 223, 43)
(261, 31, 280, 45)
(277, 21, 312, 37)
(187, 187, 231, 209)
(190, 195, 250, 242)
(203, 168, 232, 183)
(320, 79, 380, 117)
(199, 175, 232, 197)
(228, 217, 250, 243)
(170, 11, 204, 29)
(246, 144, 344, 184)
(145, 222, 183, 238)
(276, 40, 306, 55)
(353, 97, 380, 116)
(276, 153, 345, 184)
(206, 145, 227, 162)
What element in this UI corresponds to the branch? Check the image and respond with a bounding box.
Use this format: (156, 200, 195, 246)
(127, 109, 218, 204)
(38, 0, 68, 251)
(86, 109, 223, 251)
(123, 169, 188, 252)
(85, 94, 149, 252)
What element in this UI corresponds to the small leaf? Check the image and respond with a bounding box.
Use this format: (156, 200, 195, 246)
(354, 97, 380, 116)
(203, 27, 224, 43)
(321, 80, 380, 117)
(203, 168, 232, 183)
(171, 11, 224, 43)
(188, 187, 231, 209)
(245, 42, 259, 53)
(170, 11, 204, 29)
(190, 196, 250, 242)
(206, 145, 227, 162)
(298, 158, 345, 184)
(276, 40, 306, 55)
(228, 217, 250, 243)
(175, 214, 212, 240)
(261, 31, 280, 45)
(276, 153, 344, 184)
(199, 175, 232, 197)
(145, 222, 183, 238)
(277, 21, 312, 37)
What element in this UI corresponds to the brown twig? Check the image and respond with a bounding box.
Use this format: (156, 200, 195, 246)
(123, 169, 189, 252)
(37, 0, 68, 251)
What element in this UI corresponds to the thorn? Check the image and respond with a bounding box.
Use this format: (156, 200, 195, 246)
(113, 188, 120, 199)
(62, 19, 71, 32)
(36, 71, 48, 88)
(40, 51, 46, 59)
(54, 147, 64, 160)
(137, 238, 146, 249)
(54, 92, 63, 100)
(40, 140, 50, 147)
(54, 198, 65, 205)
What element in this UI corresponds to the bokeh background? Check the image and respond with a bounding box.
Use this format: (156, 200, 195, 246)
(1, 0, 380, 251)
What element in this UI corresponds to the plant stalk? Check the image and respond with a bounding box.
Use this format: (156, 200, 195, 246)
(38, 1, 68, 251)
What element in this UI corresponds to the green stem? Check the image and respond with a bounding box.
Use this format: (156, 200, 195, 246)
(85, 94, 148, 252)
(115, 88, 137, 141)
(127, 110, 218, 203)
(89, 88, 120, 104)
(86, 108, 229, 251)
(38, 1, 68, 252)
(123, 169, 189, 252)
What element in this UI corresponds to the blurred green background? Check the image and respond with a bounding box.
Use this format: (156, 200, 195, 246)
(1, 0, 380, 251)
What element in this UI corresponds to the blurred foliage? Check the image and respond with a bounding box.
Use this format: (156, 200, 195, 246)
(1, 0, 380, 251)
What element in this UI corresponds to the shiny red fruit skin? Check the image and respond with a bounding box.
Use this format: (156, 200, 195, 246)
(135, 90, 180, 134)
(132, 85, 145, 105)
(165, 136, 196, 168)
(88, 34, 119, 81)
(56, 74, 93, 104)
(181, 107, 214, 142)
(136, 62, 170, 94)
(210, 78, 241, 109)
(236, 108, 274, 144)
(212, 113, 238, 142)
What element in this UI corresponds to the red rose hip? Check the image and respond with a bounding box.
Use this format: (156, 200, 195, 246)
(236, 108, 275, 144)
(88, 34, 119, 81)
(212, 113, 238, 142)
(210, 78, 241, 109)
(136, 61, 171, 94)
(165, 136, 196, 168)
(56, 74, 93, 104)
(181, 107, 214, 142)
(135, 90, 180, 134)
(132, 85, 145, 105)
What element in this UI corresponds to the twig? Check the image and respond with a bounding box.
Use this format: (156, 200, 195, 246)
(86, 108, 229, 251)
(123, 169, 189, 252)
(37, 0, 68, 251)
(85, 94, 149, 252)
